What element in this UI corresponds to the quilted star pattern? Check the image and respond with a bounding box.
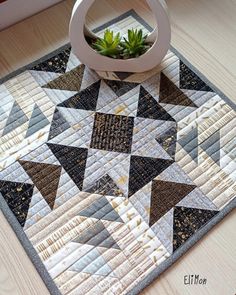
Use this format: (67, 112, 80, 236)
(0, 10, 235, 295)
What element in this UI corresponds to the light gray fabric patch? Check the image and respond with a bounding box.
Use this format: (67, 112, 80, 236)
(178, 127, 198, 163)
(69, 247, 113, 276)
(0, 161, 32, 183)
(200, 130, 220, 165)
(129, 182, 152, 225)
(151, 209, 173, 254)
(73, 221, 120, 249)
(79, 196, 123, 222)
(26, 104, 50, 137)
(156, 162, 194, 185)
(178, 187, 218, 210)
(3, 101, 28, 135)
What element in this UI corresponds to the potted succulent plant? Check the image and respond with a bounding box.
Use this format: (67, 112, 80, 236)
(69, 0, 171, 73)
(92, 28, 151, 60)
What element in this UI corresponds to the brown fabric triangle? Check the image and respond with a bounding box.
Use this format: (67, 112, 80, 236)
(149, 180, 196, 226)
(19, 160, 62, 210)
(42, 64, 85, 91)
(159, 73, 197, 107)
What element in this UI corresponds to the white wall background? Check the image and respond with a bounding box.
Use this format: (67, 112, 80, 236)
(0, 0, 63, 30)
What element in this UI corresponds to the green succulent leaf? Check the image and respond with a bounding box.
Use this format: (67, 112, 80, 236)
(93, 29, 121, 58)
(120, 28, 149, 58)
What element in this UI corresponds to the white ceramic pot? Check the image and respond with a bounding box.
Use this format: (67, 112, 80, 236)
(69, 0, 171, 73)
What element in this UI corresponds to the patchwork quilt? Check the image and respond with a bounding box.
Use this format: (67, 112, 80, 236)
(0, 10, 235, 295)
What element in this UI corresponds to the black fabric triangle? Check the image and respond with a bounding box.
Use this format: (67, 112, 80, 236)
(31, 47, 71, 74)
(48, 108, 70, 140)
(0, 180, 34, 227)
(173, 206, 218, 251)
(58, 80, 101, 111)
(104, 79, 138, 97)
(156, 126, 177, 159)
(114, 72, 133, 81)
(47, 143, 88, 190)
(128, 156, 174, 197)
(179, 61, 213, 92)
(86, 174, 124, 197)
(137, 86, 175, 121)
(149, 180, 196, 226)
(159, 73, 197, 107)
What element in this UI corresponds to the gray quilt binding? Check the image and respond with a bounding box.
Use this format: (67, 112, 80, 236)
(0, 10, 235, 295)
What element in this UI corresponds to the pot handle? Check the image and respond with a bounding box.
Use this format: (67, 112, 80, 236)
(69, 0, 171, 73)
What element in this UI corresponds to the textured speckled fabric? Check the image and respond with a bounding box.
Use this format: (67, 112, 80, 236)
(0, 10, 235, 295)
